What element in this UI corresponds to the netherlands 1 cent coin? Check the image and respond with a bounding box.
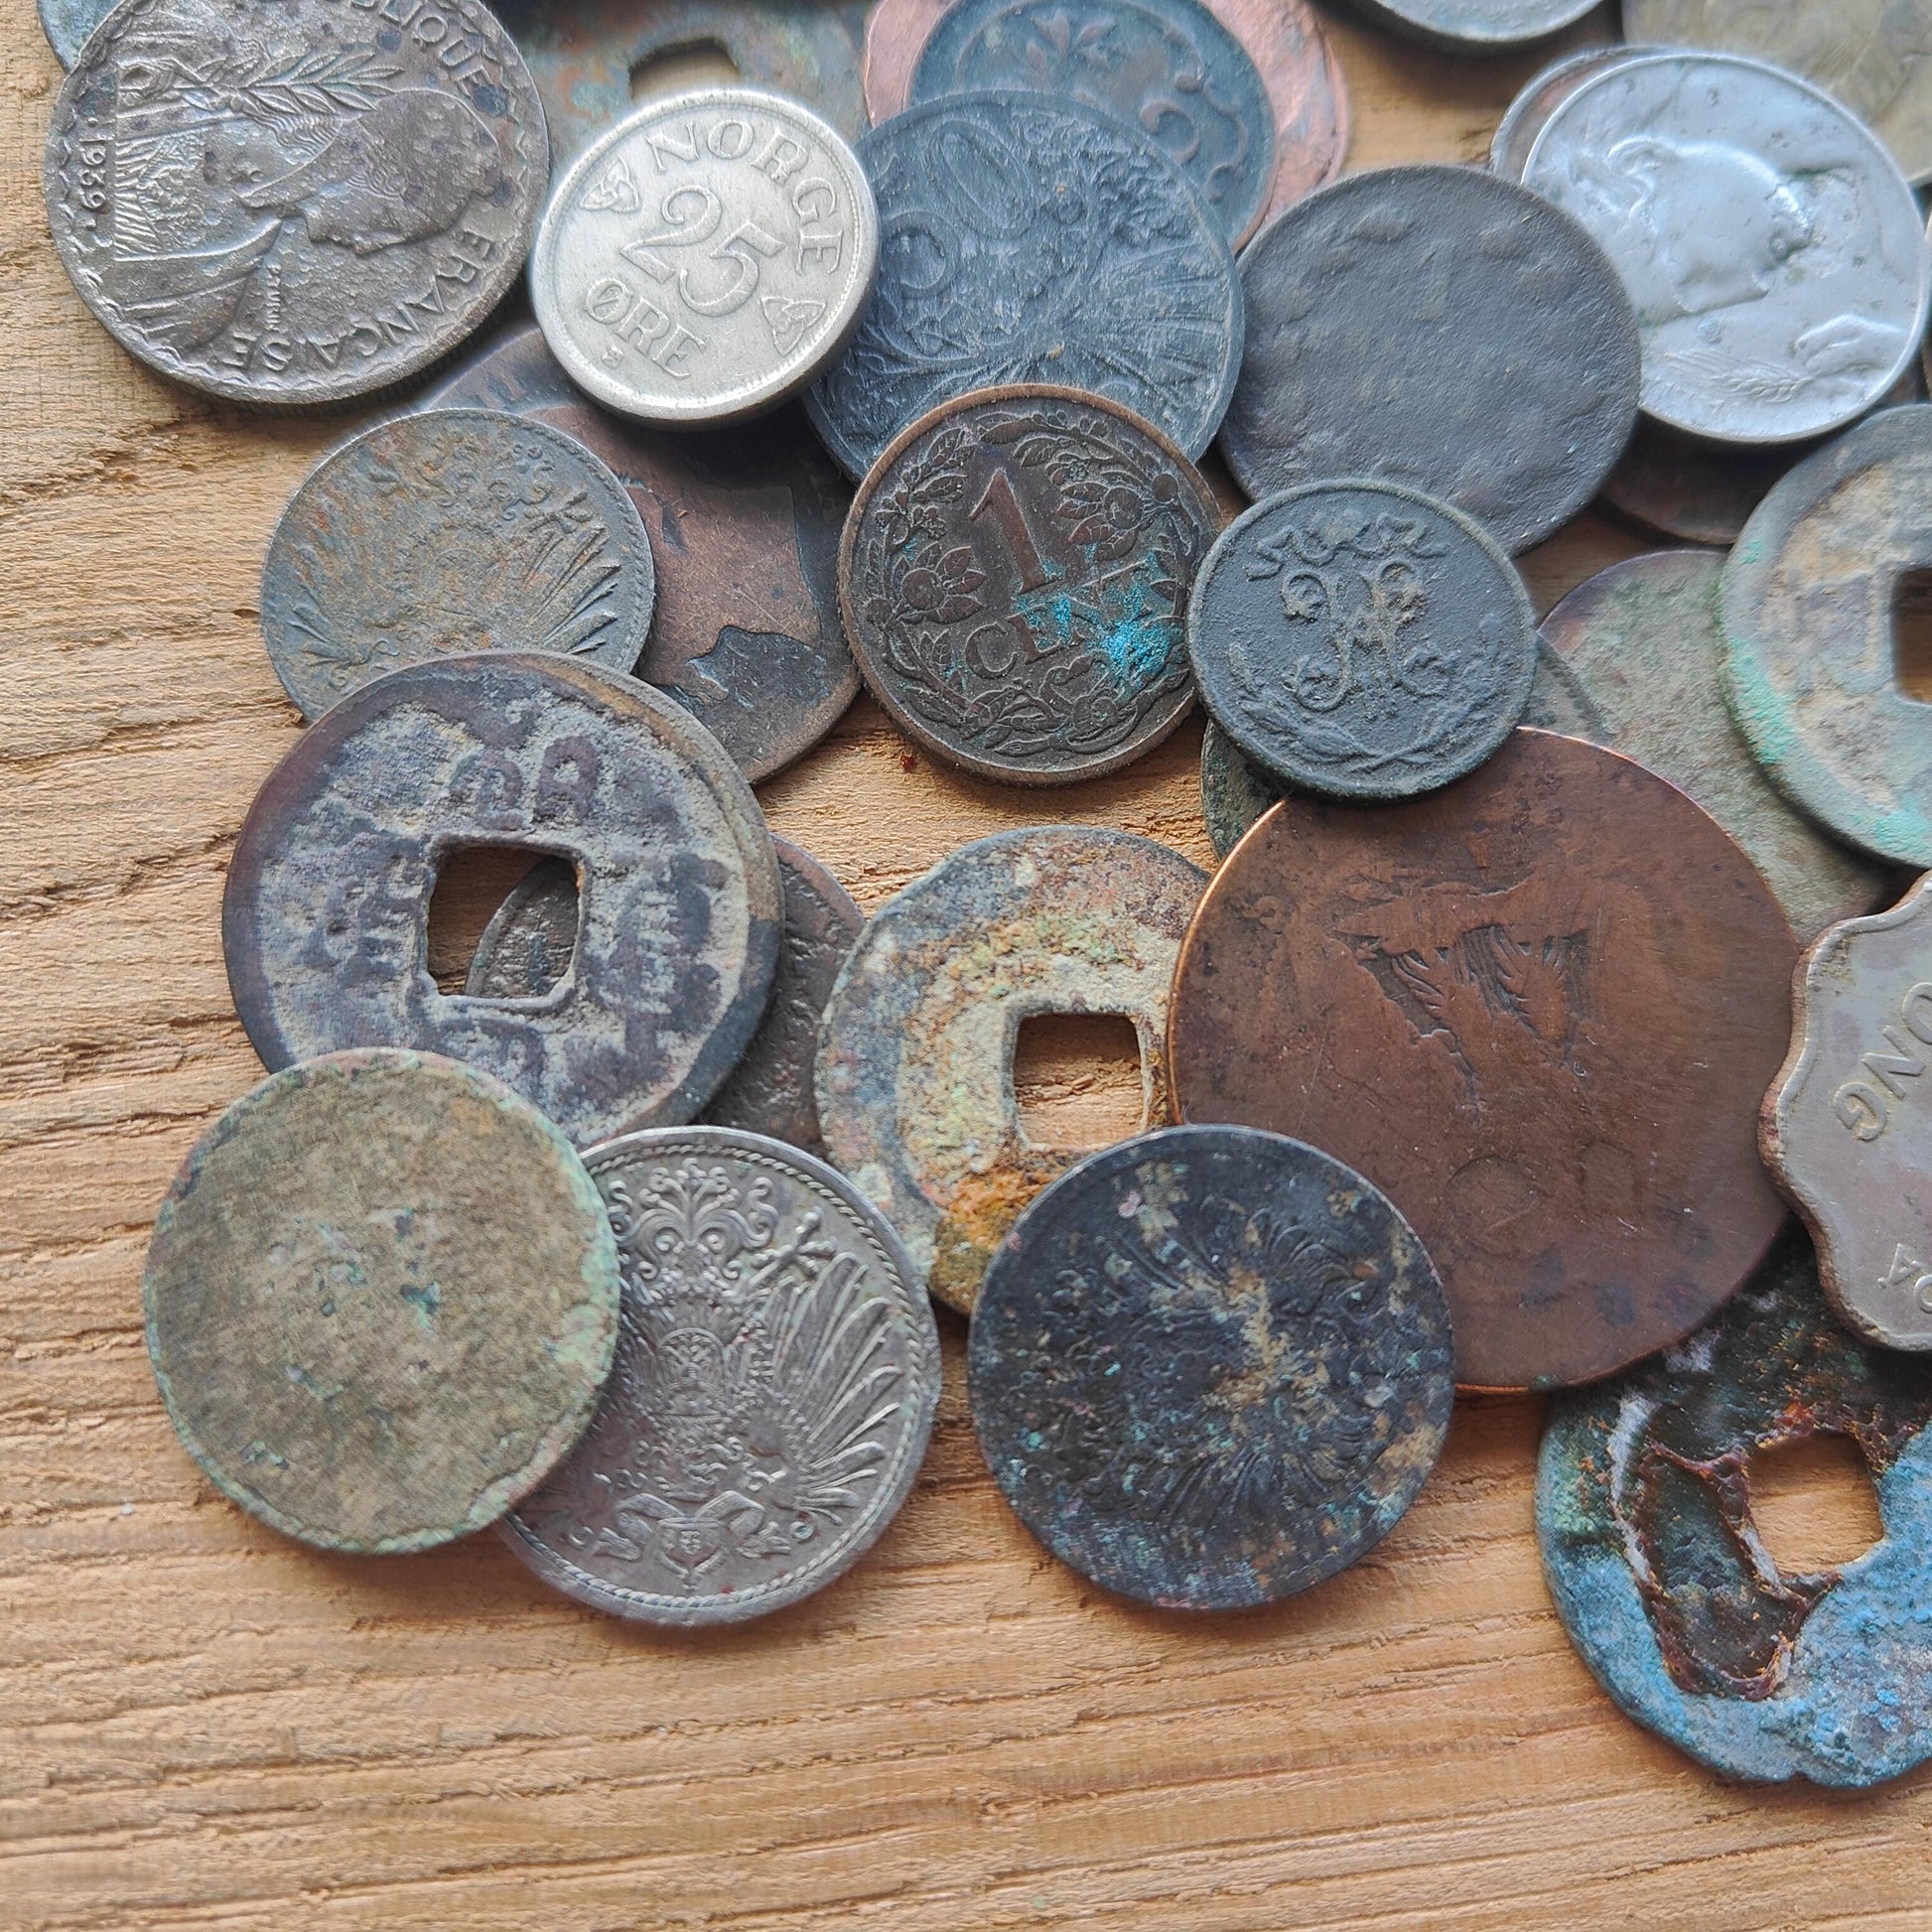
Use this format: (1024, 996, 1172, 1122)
(1763, 875, 1932, 1350)
(532, 88, 878, 427)
(840, 385, 1220, 785)
(1525, 52, 1931, 447)
(469, 837, 865, 1155)
(501, 1126, 941, 1624)
(259, 408, 654, 720)
(144, 1048, 621, 1554)
(1200, 715, 1285, 859)
(816, 826, 1206, 1313)
(1528, 549, 1890, 941)
(1539, 1233, 1932, 1787)
(424, 323, 857, 782)
(44, 0, 548, 407)
(222, 652, 782, 1148)
(1219, 166, 1639, 555)
(1343, 0, 1597, 47)
(805, 90, 1244, 482)
(1187, 481, 1538, 801)
(969, 1124, 1454, 1611)
(1169, 729, 1799, 1391)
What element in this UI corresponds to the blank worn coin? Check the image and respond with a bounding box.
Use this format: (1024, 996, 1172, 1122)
(144, 1048, 621, 1553)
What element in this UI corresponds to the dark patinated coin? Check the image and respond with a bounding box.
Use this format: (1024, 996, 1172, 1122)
(144, 1048, 621, 1554)
(1199, 715, 1284, 859)
(1219, 166, 1639, 555)
(470, 837, 864, 1155)
(1169, 729, 1799, 1391)
(39, 0, 109, 67)
(260, 409, 655, 720)
(1345, 0, 1598, 46)
(969, 1124, 1453, 1611)
(501, 1125, 941, 1624)
(424, 323, 857, 782)
(222, 652, 782, 1148)
(1187, 481, 1537, 801)
(840, 386, 1219, 785)
(1539, 1232, 1932, 1786)
(804, 90, 1243, 482)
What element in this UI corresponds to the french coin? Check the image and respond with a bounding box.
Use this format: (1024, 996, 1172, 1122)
(222, 652, 782, 1148)
(1724, 406, 1932, 868)
(804, 90, 1244, 482)
(1528, 550, 1891, 941)
(259, 408, 654, 721)
(816, 826, 1206, 1313)
(840, 385, 1219, 785)
(1489, 45, 1658, 183)
(1342, 0, 1598, 50)
(39, 0, 109, 68)
(1524, 52, 1931, 447)
(1187, 481, 1538, 802)
(1218, 166, 1640, 555)
(44, 0, 548, 407)
(532, 88, 878, 427)
(1621, 0, 1932, 188)
(1199, 715, 1285, 860)
(424, 323, 857, 782)
(501, 1126, 941, 1624)
(970, 1124, 1453, 1611)
(144, 1048, 621, 1554)
(1539, 1232, 1932, 1787)
(470, 837, 865, 1155)
(1763, 875, 1932, 1350)
(1168, 729, 1798, 1391)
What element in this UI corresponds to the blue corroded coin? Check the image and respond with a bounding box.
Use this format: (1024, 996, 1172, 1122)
(968, 1124, 1454, 1610)
(1538, 1234, 1932, 1787)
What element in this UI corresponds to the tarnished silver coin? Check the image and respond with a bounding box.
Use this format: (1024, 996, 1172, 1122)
(1490, 45, 1659, 182)
(532, 88, 878, 427)
(44, 0, 548, 406)
(1345, 0, 1597, 49)
(500, 1126, 941, 1626)
(259, 408, 654, 720)
(39, 0, 109, 67)
(1524, 51, 1932, 447)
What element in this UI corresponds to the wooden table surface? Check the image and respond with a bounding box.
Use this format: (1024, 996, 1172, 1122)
(9, 3, 1930, 1925)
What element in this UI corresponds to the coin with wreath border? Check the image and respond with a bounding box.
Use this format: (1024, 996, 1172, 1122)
(840, 386, 1219, 785)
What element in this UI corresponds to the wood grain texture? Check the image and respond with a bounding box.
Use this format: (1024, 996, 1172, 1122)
(8, 4, 1926, 1926)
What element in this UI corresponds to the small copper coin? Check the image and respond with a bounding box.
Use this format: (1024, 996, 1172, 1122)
(1169, 729, 1799, 1391)
(841, 386, 1219, 785)
(144, 1049, 621, 1554)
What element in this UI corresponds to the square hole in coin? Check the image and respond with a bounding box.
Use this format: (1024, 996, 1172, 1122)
(631, 41, 740, 103)
(427, 846, 578, 997)
(1012, 1013, 1147, 1151)
(1746, 1431, 1884, 1577)
(1892, 568, 1932, 702)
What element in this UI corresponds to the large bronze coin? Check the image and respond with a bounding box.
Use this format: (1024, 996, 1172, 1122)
(840, 386, 1219, 784)
(1169, 729, 1798, 1390)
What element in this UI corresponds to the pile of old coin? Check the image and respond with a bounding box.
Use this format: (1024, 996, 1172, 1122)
(42, 0, 1932, 1781)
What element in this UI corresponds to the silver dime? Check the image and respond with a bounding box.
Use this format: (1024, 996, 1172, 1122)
(532, 88, 878, 427)
(259, 407, 654, 720)
(44, 0, 549, 407)
(1524, 51, 1932, 446)
(1345, 0, 1597, 48)
(500, 1126, 942, 1626)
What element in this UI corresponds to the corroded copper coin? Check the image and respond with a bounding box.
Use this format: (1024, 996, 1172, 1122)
(969, 1124, 1453, 1610)
(425, 323, 857, 782)
(840, 386, 1219, 785)
(816, 826, 1206, 1313)
(1199, 715, 1284, 859)
(144, 1049, 621, 1554)
(223, 653, 782, 1149)
(1169, 729, 1798, 1391)
(469, 837, 865, 1155)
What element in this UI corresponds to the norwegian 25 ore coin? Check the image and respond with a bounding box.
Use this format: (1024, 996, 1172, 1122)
(1524, 51, 1932, 448)
(1219, 166, 1639, 556)
(1187, 480, 1537, 802)
(1539, 1232, 1932, 1787)
(44, 0, 548, 407)
(259, 408, 654, 720)
(144, 1048, 621, 1554)
(469, 837, 865, 1156)
(969, 1124, 1454, 1611)
(424, 322, 857, 782)
(1169, 729, 1799, 1391)
(533, 88, 877, 427)
(502, 1126, 941, 1624)
(1343, 0, 1598, 49)
(805, 90, 1244, 483)
(840, 386, 1221, 785)
(222, 653, 781, 1148)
